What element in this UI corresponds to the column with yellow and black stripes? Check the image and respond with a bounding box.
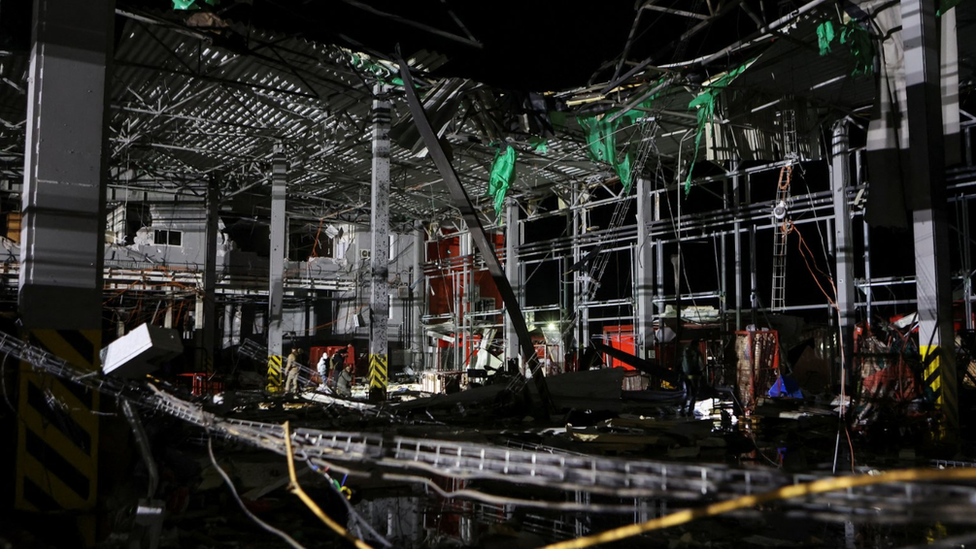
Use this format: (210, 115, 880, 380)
(266, 354, 284, 393)
(369, 84, 391, 402)
(267, 146, 287, 393)
(902, 0, 958, 442)
(13, 1, 114, 545)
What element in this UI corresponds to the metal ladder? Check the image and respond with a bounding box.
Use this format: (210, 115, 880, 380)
(560, 119, 660, 346)
(770, 165, 792, 312)
(238, 338, 320, 390)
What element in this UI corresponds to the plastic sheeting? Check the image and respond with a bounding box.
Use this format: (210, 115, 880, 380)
(816, 21, 836, 55)
(172, 0, 217, 10)
(839, 21, 874, 75)
(577, 94, 658, 194)
(487, 145, 517, 215)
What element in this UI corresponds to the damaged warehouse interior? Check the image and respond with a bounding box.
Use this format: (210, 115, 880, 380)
(6, 0, 976, 547)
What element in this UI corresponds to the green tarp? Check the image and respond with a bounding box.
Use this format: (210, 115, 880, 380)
(817, 18, 874, 76)
(839, 21, 874, 75)
(172, 0, 217, 10)
(576, 84, 665, 195)
(939, 0, 965, 16)
(487, 145, 517, 215)
(817, 21, 836, 55)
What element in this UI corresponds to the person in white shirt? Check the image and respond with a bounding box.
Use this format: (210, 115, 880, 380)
(316, 350, 329, 389)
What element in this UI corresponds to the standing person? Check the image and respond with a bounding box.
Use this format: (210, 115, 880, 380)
(316, 349, 329, 389)
(284, 348, 303, 394)
(681, 339, 704, 415)
(329, 349, 343, 388)
(335, 362, 353, 397)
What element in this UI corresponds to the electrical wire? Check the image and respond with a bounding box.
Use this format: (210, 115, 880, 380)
(206, 434, 308, 549)
(538, 467, 976, 549)
(283, 421, 376, 549)
(305, 462, 393, 547)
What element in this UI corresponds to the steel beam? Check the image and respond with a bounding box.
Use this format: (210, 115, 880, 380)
(398, 65, 554, 414)
(505, 198, 520, 362)
(732, 163, 743, 329)
(369, 84, 391, 402)
(267, 145, 287, 391)
(831, 121, 856, 381)
(412, 221, 425, 371)
(636, 177, 655, 359)
(201, 175, 219, 373)
(903, 0, 957, 439)
(963, 199, 973, 330)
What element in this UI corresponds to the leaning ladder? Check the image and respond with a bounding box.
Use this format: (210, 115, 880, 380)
(770, 165, 792, 312)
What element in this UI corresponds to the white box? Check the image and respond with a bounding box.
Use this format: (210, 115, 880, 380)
(101, 323, 184, 378)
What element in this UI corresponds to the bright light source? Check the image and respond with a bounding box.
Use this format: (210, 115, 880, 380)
(547, 323, 556, 331)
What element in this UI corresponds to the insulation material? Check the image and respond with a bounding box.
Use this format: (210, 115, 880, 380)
(708, 97, 822, 163)
(865, 2, 960, 228)
(686, 60, 753, 194)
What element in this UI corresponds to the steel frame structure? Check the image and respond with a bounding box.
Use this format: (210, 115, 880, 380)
(416, 112, 976, 370)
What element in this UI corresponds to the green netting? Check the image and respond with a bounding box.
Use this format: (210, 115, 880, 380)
(349, 53, 392, 80)
(939, 0, 965, 16)
(487, 145, 517, 215)
(575, 80, 667, 195)
(686, 61, 753, 195)
(530, 137, 548, 155)
(581, 116, 618, 164)
(839, 21, 874, 76)
(817, 21, 836, 55)
(616, 151, 633, 193)
(346, 52, 409, 87)
(172, 0, 217, 10)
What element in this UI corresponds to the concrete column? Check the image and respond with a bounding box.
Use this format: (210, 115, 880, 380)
(635, 177, 655, 360)
(266, 145, 287, 391)
(831, 121, 856, 379)
(15, 0, 113, 539)
(19, 2, 111, 330)
(369, 85, 391, 402)
(504, 198, 520, 363)
(202, 174, 218, 372)
(411, 221, 426, 370)
(903, 0, 957, 439)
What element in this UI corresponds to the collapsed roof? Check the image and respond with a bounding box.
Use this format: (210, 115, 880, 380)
(0, 0, 974, 231)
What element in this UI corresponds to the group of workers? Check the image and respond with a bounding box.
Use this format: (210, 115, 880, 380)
(282, 346, 354, 396)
